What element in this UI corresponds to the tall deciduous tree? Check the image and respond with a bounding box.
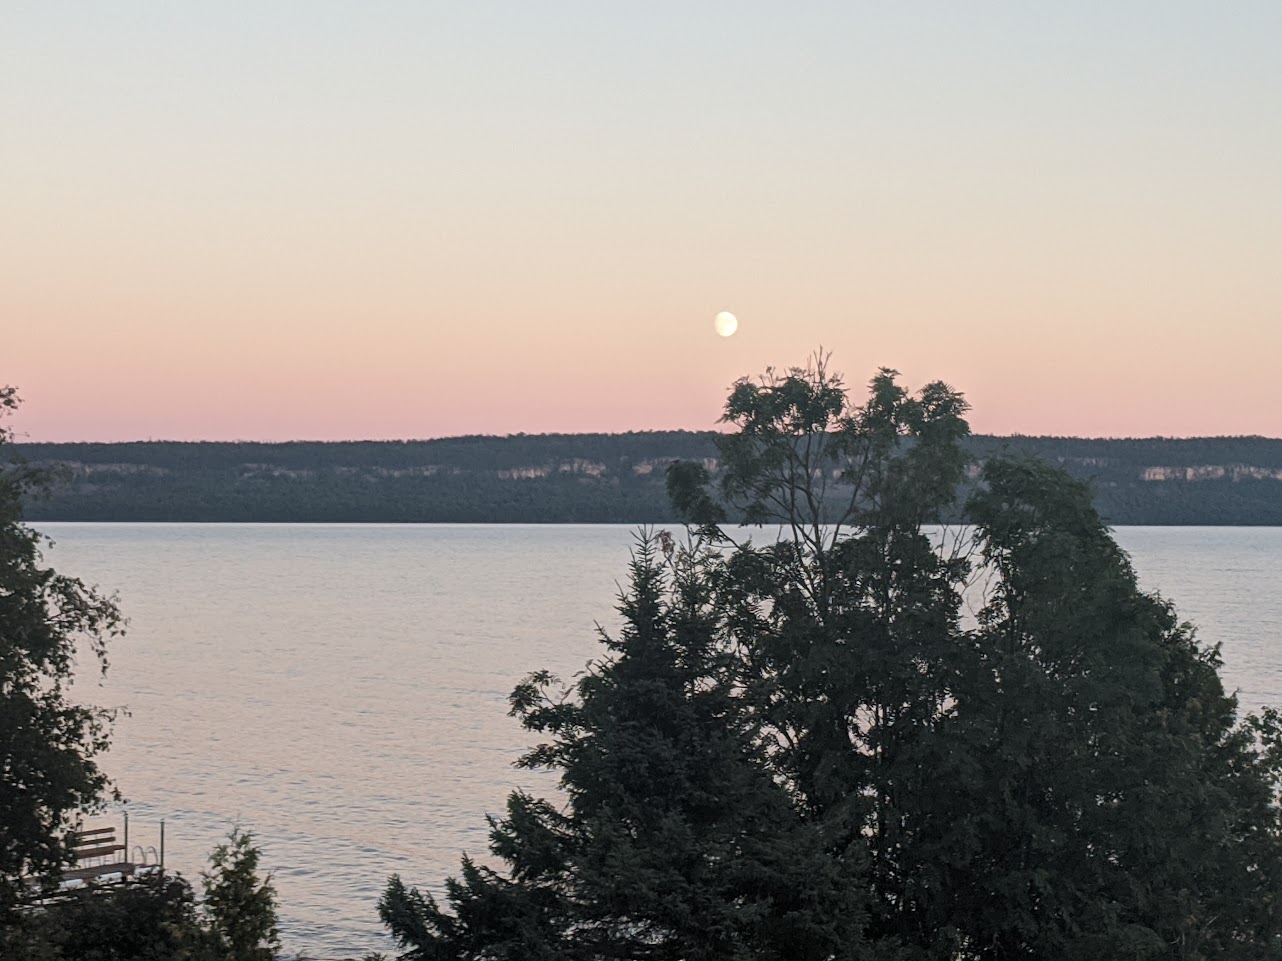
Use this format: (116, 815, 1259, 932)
(670, 355, 1282, 959)
(0, 387, 124, 913)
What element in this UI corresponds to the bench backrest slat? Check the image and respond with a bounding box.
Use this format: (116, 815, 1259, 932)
(70, 829, 117, 855)
(72, 843, 126, 861)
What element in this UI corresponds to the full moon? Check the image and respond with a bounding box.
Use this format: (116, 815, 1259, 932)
(714, 311, 738, 337)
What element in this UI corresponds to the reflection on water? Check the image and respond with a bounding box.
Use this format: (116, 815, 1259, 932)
(44, 523, 1282, 957)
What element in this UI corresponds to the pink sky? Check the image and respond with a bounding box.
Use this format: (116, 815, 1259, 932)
(4, 4, 1280, 441)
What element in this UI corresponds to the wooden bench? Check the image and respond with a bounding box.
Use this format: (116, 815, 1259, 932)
(68, 827, 127, 867)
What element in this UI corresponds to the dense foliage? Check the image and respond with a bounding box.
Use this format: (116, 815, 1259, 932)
(383, 358, 1282, 959)
(0, 387, 124, 914)
(381, 538, 870, 960)
(1, 830, 282, 961)
(15, 432, 1282, 525)
(2, 871, 207, 961)
(201, 829, 281, 961)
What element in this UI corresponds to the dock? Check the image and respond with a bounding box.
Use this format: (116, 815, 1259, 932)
(32, 815, 166, 897)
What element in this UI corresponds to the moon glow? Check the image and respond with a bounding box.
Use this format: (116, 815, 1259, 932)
(714, 311, 738, 337)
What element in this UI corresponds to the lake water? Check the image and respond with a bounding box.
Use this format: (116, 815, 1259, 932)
(43, 524, 1282, 959)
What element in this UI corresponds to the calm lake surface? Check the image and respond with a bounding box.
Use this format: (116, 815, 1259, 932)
(44, 524, 1282, 958)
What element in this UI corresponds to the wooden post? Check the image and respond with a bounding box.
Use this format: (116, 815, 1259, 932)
(123, 811, 129, 863)
(160, 820, 165, 868)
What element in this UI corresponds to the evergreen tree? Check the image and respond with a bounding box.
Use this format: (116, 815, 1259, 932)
(201, 828, 281, 961)
(380, 536, 869, 960)
(931, 458, 1282, 958)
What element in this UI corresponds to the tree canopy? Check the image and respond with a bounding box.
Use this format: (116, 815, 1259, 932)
(383, 355, 1282, 960)
(0, 387, 124, 913)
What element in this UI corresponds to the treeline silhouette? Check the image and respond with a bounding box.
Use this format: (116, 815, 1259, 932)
(12, 432, 1282, 525)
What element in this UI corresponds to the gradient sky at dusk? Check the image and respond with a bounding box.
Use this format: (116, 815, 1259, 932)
(5, 3, 1280, 441)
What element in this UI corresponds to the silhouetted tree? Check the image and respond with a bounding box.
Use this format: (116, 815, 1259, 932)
(0, 387, 124, 913)
(381, 535, 870, 960)
(202, 828, 280, 961)
(670, 355, 1282, 958)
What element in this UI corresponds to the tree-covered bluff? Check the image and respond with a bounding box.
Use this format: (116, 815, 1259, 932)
(14, 432, 1282, 524)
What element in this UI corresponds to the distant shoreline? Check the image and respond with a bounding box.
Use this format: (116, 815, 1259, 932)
(15, 433, 1282, 526)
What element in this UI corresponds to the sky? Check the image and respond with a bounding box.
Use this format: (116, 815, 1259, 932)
(3, 2, 1280, 441)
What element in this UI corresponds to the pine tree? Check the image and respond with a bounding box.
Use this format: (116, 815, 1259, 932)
(381, 536, 870, 960)
(202, 828, 281, 961)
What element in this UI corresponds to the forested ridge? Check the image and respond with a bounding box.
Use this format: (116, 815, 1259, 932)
(13, 432, 1282, 524)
